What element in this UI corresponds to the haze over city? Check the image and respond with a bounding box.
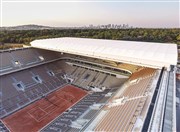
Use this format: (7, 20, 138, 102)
(1, 0, 179, 28)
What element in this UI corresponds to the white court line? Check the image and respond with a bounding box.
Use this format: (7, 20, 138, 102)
(26, 88, 69, 122)
(27, 109, 43, 122)
(38, 106, 48, 114)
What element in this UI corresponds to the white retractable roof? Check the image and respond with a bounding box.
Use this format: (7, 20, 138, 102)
(31, 37, 177, 69)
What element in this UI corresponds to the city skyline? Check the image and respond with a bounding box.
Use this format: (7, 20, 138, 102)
(0, 1, 180, 28)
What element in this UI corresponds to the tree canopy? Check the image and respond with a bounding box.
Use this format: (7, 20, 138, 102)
(0, 28, 179, 45)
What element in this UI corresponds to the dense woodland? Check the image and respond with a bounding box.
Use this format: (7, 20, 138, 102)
(0, 29, 179, 48)
(0, 43, 24, 50)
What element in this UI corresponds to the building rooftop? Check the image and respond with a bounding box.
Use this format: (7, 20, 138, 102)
(31, 37, 178, 69)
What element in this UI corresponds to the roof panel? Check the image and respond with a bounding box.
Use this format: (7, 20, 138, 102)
(30, 37, 177, 69)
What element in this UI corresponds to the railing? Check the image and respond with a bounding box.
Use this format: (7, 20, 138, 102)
(142, 67, 164, 132)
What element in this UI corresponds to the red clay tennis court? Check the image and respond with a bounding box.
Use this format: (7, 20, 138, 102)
(3, 85, 87, 132)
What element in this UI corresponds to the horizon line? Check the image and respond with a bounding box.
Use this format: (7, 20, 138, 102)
(1, 24, 180, 29)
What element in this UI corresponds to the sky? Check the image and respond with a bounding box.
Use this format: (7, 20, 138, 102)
(0, 0, 180, 28)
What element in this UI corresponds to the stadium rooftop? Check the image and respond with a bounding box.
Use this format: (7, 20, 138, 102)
(0, 38, 177, 131)
(31, 37, 177, 69)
